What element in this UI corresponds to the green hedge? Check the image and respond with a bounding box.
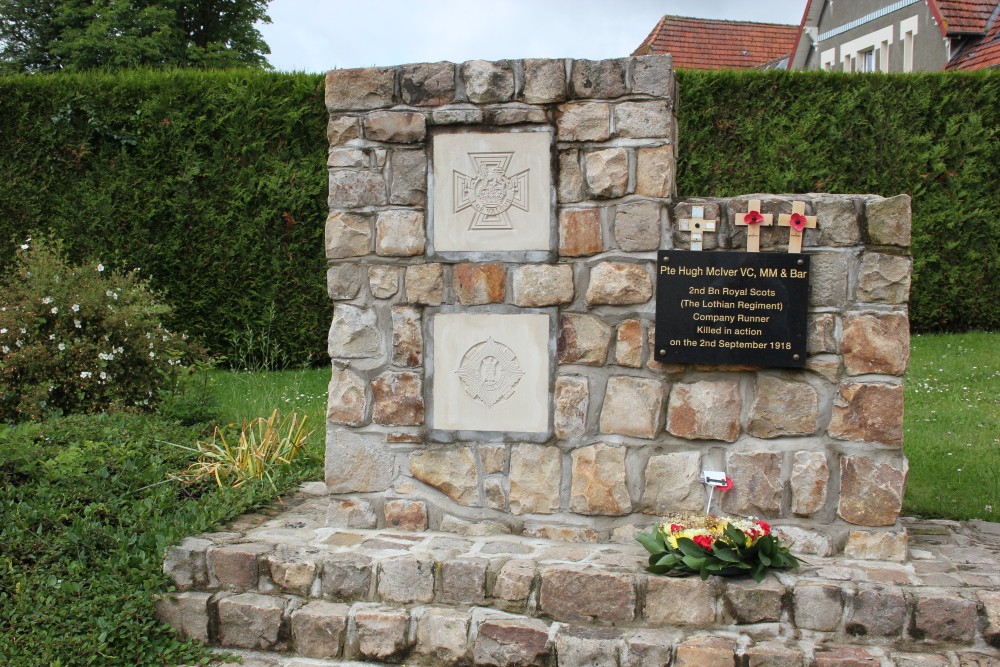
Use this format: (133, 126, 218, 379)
(0, 69, 329, 366)
(676, 69, 999, 332)
(0, 69, 996, 364)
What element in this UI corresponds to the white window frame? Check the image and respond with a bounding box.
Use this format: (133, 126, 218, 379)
(900, 15, 919, 72)
(840, 25, 895, 72)
(821, 48, 837, 70)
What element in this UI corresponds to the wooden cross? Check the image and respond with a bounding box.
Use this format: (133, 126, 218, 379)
(678, 205, 717, 251)
(777, 201, 818, 253)
(734, 199, 773, 253)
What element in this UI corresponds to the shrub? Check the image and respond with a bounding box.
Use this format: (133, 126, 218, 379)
(0, 235, 201, 422)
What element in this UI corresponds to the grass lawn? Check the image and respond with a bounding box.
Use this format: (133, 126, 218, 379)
(903, 331, 1000, 521)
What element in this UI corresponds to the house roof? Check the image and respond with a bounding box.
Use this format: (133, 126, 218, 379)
(935, 0, 998, 34)
(632, 15, 799, 70)
(947, 14, 1000, 67)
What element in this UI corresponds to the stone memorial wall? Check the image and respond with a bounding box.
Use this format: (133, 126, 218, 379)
(323, 55, 912, 555)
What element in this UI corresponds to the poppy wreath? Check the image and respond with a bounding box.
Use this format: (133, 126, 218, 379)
(637, 513, 799, 582)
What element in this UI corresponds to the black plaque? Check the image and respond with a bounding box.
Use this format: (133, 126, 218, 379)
(655, 251, 810, 367)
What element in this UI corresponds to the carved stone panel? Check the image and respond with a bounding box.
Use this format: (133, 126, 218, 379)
(432, 313, 550, 433)
(431, 131, 552, 252)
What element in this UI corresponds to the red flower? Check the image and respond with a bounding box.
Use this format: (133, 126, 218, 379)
(719, 476, 733, 491)
(744, 211, 764, 225)
(670, 524, 683, 533)
(692, 534, 713, 550)
(758, 520, 771, 536)
(789, 213, 807, 232)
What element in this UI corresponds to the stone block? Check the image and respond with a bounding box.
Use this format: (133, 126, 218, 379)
(570, 443, 631, 515)
(523, 58, 567, 103)
(415, 608, 470, 664)
(554, 375, 589, 439)
(570, 58, 626, 98)
(807, 312, 838, 355)
(409, 447, 479, 506)
(432, 105, 484, 125)
(790, 450, 829, 516)
(814, 647, 881, 667)
(325, 498, 378, 529)
(383, 498, 427, 531)
(979, 590, 1000, 648)
(400, 61, 455, 106)
(539, 566, 636, 622)
(557, 103, 610, 141)
(615, 319, 643, 368)
(479, 444, 506, 474)
(722, 451, 783, 518)
(352, 604, 412, 661)
(494, 559, 536, 605)
(321, 553, 373, 601)
(555, 626, 621, 667)
(375, 209, 425, 257)
(846, 586, 906, 637)
(722, 576, 785, 624)
(405, 263, 444, 305)
(454, 262, 506, 305)
(806, 355, 842, 383)
(371, 371, 423, 426)
(773, 525, 833, 557)
(808, 251, 850, 307)
(914, 593, 978, 642)
(748, 376, 819, 437)
(839, 455, 907, 527)
(892, 654, 951, 667)
(829, 382, 904, 446)
(325, 67, 394, 111)
(291, 600, 348, 659)
(363, 110, 425, 143)
(522, 524, 600, 543)
(509, 444, 562, 515)
(793, 581, 844, 631)
(813, 194, 862, 246)
(614, 101, 672, 139)
(624, 630, 674, 667)
(667, 380, 741, 442)
(484, 475, 507, 510)
(474, 617, 550, 667)
(368, 265, 399, 299)
(267, 546, 319, 595)
(327, 115, 359, 146)
(558, 149, 586, 203)
(866, 194, 911, 247)
(327, 367, 367, 426)
(490, 106, 548, 125)
(584, 148, 629, 199)
(745, 641, 805, 667)
(674, 635, 735, 667)
(326, 264, 363, 300)
(558, 313, 611, 365)
(325, 428, 395, 493)
(442, 558, 488, 604)
(857, 252, 912, 303)
(209, 542, 272, 591)
(390, 306, 422, 368)
(377, 556, 435, 604)
(599, 375, 665, 439)
(328, 304, 382, 359)
(645, 576, 715, 627)
(635, 145, 675, 198)
(512, 264, 574, 307)
(641, 451, 704, 513)
(673, 201, 721, 250)
(328, 170, 387, 208)
(631, 55, 675, 97)
(844, 529, 908, 561)
(217, 592, 285, 649)
(154, 591, 211, 642)
(586, 261, 652, 305)
(325, 211, 372, 259)
(841, 312, 909, 376)
(163, 537, 211, 591)
(614, 200, 661, 251)
(559, 208, 603, 256)
(388, 149, 427, 206)
(462, 59, 514, 103)
(327, 147, 367, 168)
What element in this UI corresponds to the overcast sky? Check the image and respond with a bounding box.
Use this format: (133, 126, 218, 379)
(258, 1, 806, 73)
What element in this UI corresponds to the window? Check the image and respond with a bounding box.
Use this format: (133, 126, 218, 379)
(900, 15, 919, 72)
(860, 49, 875, 72)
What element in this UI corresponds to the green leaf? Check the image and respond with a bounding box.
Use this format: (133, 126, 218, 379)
(636, 530, 666, 554)
(681, 555, 706, 570)
(712, 546, 740, 562)
(676, 537, 707, 558)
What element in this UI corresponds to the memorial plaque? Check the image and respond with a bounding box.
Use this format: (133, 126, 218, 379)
(655, 251, 809, 367)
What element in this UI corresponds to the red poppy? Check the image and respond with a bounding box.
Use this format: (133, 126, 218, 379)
(692, 534, 713, 550)
(789, 212, 807, 231)
(670, 524, 683, 534)
(744, 211, 764, 225)
(719, 476, 733, 491)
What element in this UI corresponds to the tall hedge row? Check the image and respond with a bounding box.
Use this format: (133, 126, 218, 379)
(0, 69, 329, 366)
(676, 69, 998, 332)
(0, 70, 996, 368)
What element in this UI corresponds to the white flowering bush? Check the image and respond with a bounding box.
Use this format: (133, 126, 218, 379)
(0, 236, 201, 422)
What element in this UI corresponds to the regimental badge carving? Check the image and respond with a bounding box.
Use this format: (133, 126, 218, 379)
(455, 337, 525, 408)
(454, 152, 528, 230)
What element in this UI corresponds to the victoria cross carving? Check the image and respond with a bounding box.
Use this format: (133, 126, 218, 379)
(455, 337, 524, 408)
(454, 152, 529, 230)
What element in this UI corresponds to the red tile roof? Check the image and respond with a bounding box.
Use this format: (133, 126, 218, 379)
(935, 0, 998, 34)
(633, 15, 799, 70)
(947, 17, 1000, 68)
